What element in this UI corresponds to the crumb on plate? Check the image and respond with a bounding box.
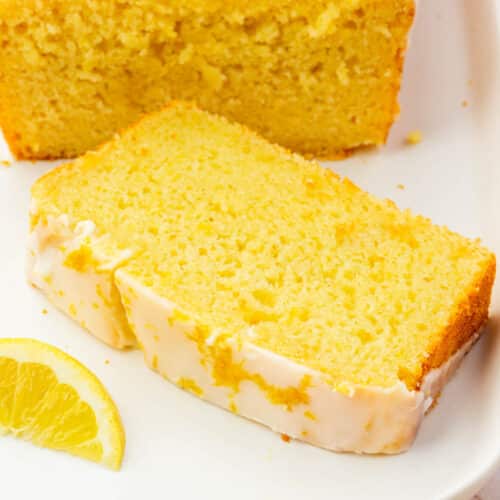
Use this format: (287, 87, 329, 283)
(462, 100, 468, 108)
(397, 184, 405, 190)
(405, 130, 422, 145)
(281, 433, 291, 443)
(1, 160, 12, 167)
(41, 308, 48, 315)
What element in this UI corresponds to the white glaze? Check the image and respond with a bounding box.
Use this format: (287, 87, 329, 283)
(27, 214, 136, 348)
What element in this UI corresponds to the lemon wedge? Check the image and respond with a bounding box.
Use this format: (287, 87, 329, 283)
(0, 338, 125, 469)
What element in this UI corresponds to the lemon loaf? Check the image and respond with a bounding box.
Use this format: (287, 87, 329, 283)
(0, 0, 414, 160)
(28, 103, 495, 454)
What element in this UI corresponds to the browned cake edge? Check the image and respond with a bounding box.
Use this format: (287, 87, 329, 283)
(408, 254, 496, 390)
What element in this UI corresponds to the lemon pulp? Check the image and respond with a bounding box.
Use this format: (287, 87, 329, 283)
(0, 338, 124, 469)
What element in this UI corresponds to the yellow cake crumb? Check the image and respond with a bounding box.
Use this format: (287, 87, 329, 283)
(304, 410, 317, 421)
(1, 159, 11, 167)
(177, 377, 204, 397)
(397, 183, 405, 190)
(64, 245, 99, 273)
(462, 100, 469, 108)
(405, 130, 422, 145)
(151, 355, 158, 370)
(41, 308, 48, 315)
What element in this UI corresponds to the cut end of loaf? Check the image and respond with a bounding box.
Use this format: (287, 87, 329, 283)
(0, 0, 415, 159)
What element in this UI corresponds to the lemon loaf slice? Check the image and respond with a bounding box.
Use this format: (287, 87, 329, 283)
(28, 103, 495, 454)
(0, 0, 414, 160)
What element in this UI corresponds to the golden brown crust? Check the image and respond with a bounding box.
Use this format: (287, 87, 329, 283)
(416, 253, 496, 389)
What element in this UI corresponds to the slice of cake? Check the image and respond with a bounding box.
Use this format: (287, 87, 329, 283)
(28, 102, 495, 454)
(0, 0, 414, 159)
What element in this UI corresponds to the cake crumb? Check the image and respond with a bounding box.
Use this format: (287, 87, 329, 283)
(104, 359, 110, 365)
(281, 433, 291, 443)
(41, 308, 48, 315)
(405, 130, 422, 145)
(1, 160, 11, 167)
(396, 184, 405, 190)
(461, 100, 468, 108)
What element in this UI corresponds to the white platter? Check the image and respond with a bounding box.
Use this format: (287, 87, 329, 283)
(0, 1, 499, 499)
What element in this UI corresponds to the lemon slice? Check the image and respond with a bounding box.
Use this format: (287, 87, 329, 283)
(0, 338, 125, 469)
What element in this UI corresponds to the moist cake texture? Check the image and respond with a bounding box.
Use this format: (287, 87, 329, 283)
(0, 0, 414, 159)
(28, 103, 495, 453)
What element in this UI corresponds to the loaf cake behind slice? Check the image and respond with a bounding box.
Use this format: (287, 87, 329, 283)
(0, 0, 414, 159)
(28, 103, 495, 454)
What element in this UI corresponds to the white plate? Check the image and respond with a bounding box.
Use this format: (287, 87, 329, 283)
(0, 1, 499, 499)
